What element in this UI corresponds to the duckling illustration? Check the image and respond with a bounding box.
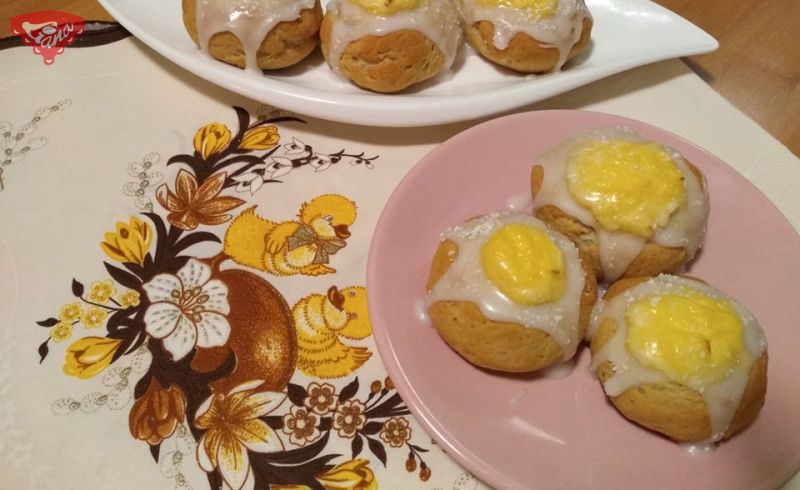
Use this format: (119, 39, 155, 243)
(224, 194, 357, 276)
(294, 285, 372, 378)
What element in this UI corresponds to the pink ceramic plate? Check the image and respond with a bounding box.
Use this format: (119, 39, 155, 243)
(367, 111, 800, 490)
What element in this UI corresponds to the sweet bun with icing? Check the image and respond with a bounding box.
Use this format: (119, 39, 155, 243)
(590, 275, 768, 442)
(319, 0, 463, 93)
(425, 213, 597, 372)
(531, 128, 710, 283)
(182, 0, 323, 70)
(461, 0, 592, 73)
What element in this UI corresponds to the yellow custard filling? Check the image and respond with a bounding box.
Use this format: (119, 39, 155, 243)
(481, 224, 566, 305)
(350, 0, 420, 15)
(478, 0, 558, 19)
(625, 288, 745, 385)
(566, 138, 687, 237)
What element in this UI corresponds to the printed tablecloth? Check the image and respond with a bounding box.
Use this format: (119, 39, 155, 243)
(2, 35, 799, 490)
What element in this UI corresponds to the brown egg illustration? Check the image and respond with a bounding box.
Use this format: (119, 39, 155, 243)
(192, 265, 296, 393)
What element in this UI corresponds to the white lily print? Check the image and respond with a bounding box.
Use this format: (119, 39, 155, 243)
(310, 152, 332, 172)
(231, 163, 268, 195)
(142, 258, 230, 360)
(229, 134, 377, 196)
(260, 156, 292, 179)
(283, 137, 310, 155)
(195, 380, 286, 490)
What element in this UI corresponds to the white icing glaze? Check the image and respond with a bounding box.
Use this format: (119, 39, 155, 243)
(505, 191, 533, 211)
(594, 229, 645, 284)
(460, 0, 590, 71)
(325, 0, 463, 77)
(195, 0, 316, 72)
(539, 355, 577, 378)
(426, 212, 586, 360)
(533, 127, 710, 282)
(589, 275, 767, 442)
(414, 298, 431, 324)
(680, 442, 716, 457)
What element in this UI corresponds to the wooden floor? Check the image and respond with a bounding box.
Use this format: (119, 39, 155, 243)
(2, 0, 799, 156)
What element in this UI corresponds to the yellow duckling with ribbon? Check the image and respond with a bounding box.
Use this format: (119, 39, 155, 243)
(223, 194, 357, 276)
(294, 286, 372, 378)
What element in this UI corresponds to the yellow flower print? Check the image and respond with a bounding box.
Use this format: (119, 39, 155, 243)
(59, 302, 82, 322)
(63, 337, 121, 379)
(239, 125, 279, 150)
(194, 122, 231, 159)
(101, 216, 153, 266)
(195, 380, 285, 490)
(316, 459, 377, 490)
(81, 307, 108, 329)
(119, 290, 141, 308)
(50, 322, 73, 342)
(88, 280, 117, 304)
(269, 459, 378, 490)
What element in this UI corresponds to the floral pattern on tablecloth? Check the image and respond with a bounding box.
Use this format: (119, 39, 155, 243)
(31, 106, 441, 490)
(0, 99, 70, 191)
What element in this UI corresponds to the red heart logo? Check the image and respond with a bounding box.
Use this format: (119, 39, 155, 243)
(11, 10, 85, 65)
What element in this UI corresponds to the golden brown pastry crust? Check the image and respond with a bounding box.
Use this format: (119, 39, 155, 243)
(465, 17, 592, 73)
(182, 0, 323, 70)
(426, 238, 597, 372)
(531, 161, 706, 282)
(319, 12, 445, 93)
(590, 278, 768, 442)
